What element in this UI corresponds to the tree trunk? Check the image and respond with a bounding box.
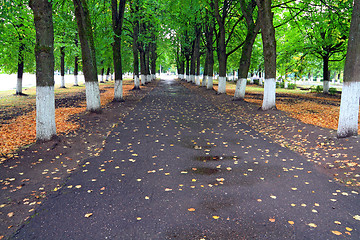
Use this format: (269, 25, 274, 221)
(105, 67, 110, 81)
(16, 40, 25, 95)
(100, 66, 105, 83)
(111, 0, 126, 101)
(140, 49, 146, 85)
(186, 58, 190, 82)
(74, 38, 79, 86)
(196, 51, 201, 86)
(205, 20, 214, 90)
(337, 0, 360, 138)
(203, 52, 208, 87)
(190, 40, 196, 84)
(73, 0, 101, 112)
(257, 0, 277, 110)
(60, 46, 66, 88)
(131, 4, 140, 89)
(323, 55, 330, 93)
(213, 0, 227, 94)
(145, 45, 150, 83)
(29, 0, 57, 141)
(234, 0, 260, 100)
(150, 38, 157, 82)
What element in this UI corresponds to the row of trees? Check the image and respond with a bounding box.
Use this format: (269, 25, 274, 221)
(165, 0, 357, 138)
(0, 0, 359, 139)
(12, 0, 161, 141)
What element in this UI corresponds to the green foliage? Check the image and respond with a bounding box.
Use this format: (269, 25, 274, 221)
(329, 87, 338, 95)
(310, 85, 323, 93)
(287, 83, 297, 89)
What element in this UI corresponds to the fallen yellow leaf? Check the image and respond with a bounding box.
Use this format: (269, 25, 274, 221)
(331, 231, 342, 236)
(188, 208, 195, 212)
(308, 223, 317, 228)
(269, 218, 275, 222)
(288, 221, 294, 225)
(84, 213, 93, 218)
(212, 216, 220, 219)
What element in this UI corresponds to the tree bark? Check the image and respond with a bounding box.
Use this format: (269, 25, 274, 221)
(29, 0, 57, 141)
(323, 55, 330, 93)
(100, 67, 105, 83)
(106, 67, 110, 81)
(131, 3, 140, 89)
(60, 46, 66, 88)
(74, 38, 79, 86)
(213, 0, 227, 94)
(145, 44, 150, 83)
(150, 35, 157, 81)
(111, 0, 126, 101)
(73, 0, 101, 112)
(234, 0, 260, 100)
(16, 39, 25, 95)
(257, 0, 277, 110)
(337, 0, 360, 138)
(205, 19, 215, 90)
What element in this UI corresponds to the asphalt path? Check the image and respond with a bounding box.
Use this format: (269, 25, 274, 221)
(12, 79, 360, 239)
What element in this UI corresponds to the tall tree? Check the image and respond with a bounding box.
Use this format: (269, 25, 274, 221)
(234, 0, 260, 100)
(337, 1, 360, 138)
(111, 0, 126, 101)
(29, 0, 57, 141)
(257, 0, 276, 110)
(73, 0, 101, 112)
(60, 46, 66, 88)
(130, 0, 140, 89)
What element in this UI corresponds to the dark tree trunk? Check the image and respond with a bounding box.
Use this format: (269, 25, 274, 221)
(205, 19, 215, 89)
(257, 0, 277, 110)
(100, 66, 105, 83)
(338, 0, 360, 137)
(150, 37, 157, 81)
(145, 44, 150, 83)
(29, 0, 56, 141)
(60, 46, 66, 88)
(139, 49, 146, 85)
(322, 55, 330, 93)
(16, 39, 25, 95)
(186, 58, 190, 82)
(111, 0, 126, 101)
(73, 0, 101, 112)
(131, 2, 140, 89)
(190, 40, 196, 83)
(234, 0, 260, 100)
(74, 38, 79, 86)
(106, 67, 110, 81)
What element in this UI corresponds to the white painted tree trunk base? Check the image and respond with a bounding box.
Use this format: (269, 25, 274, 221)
(74, 75, 79, 86)
(16, 77, 23, 94)
(60, 76, 65, 88)
(234, 78, 247, 100)
(146, 75, 151, 83)
(262, 78, 276, 110)
(106, 74, 110, 82)
(36, 86, 56, 141)
(190, 75, 195, 84)
(217, 77, 226, 94)
(114, 80, 123, 101)
(337, 81, 360, 138)
(134, 76, 140, 89)
(141, 75, 146, 85)
(178, 74, 184, 80)
(195, 75, 200, 86)
(186, 75, 191, 82)
(85, 81, 101, 112)
(323, 81, 330, 93)
(202, 76, 207, 87)
(207, 76, 213, 89)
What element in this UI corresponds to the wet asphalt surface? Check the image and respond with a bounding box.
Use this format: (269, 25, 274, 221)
(12, 79, 360, 239)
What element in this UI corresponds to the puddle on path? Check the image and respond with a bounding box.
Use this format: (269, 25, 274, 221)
(194, 155, 239, 162)
(186, 167, 221, 175)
